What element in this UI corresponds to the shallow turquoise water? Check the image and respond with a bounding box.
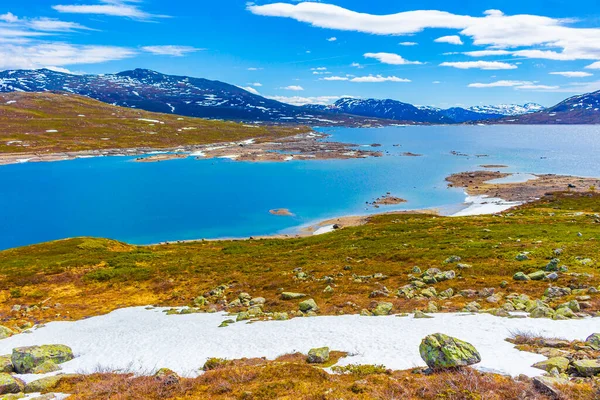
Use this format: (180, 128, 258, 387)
(1, 125, 599, 250)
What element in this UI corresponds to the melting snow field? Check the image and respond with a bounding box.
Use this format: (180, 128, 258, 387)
(0, 307, 597, 381)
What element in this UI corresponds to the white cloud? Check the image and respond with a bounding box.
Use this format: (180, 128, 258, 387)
(549, 71, 593, 78)
(585, 62, 600, 70)
(515, 84, 559, 90)
(27, 18, 91, 32)
(468, 80, 533, 88)
(251, 82, 262, 87)
(53, 0, 165, 20)
(398, 41, 418, 46)
(0, 43, 136, 70)
(311, 67, 327, 71)
(435, 35, 463, 45)
(350, 62, 363, 68)
(363, 52, 423, 65)
(282, 85, 304, 91)
(0, 13, 19, 23)
(432, 81, 441, 84)
(247, 3, 600, 62)
(322, 76, 349, 81)
(141, 45, 202, 56)
(247, 67, 263, 71)
(267, 95, 347, 106)
(350, 75, 410, 83)
(440, 61, 517, 70)
(326, 36, 337, 42)
(463, 50, 511, 57)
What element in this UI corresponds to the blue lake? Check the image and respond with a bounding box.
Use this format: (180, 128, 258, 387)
(1, 125, 600, 250)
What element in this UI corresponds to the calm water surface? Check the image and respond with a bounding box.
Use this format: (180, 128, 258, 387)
(1, 125, 599, 250)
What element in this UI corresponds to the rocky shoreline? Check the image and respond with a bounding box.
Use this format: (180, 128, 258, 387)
(0, 132, 382, 166)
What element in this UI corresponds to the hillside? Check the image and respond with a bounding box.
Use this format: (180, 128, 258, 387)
(497, 91, 600, 124)
(0, 92, 308, 154)
(0, 69, 386, 126)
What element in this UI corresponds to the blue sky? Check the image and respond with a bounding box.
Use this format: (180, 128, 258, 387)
(2, 1, 600, 108)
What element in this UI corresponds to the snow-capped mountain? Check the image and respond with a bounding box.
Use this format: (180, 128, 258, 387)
(467, 103, 545, 116)
(0, 68, 379, 125)
(497, 91, 600, 124)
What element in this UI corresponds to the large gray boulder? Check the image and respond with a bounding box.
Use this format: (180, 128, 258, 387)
(419, 333, 481, 369)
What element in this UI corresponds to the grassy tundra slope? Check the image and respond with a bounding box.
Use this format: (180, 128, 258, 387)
(0, 192, 599, 327)
(0, 92, 308, 154)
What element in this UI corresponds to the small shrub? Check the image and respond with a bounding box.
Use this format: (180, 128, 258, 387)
(203, 358, 230, 371)
(9, 288, 22, 298)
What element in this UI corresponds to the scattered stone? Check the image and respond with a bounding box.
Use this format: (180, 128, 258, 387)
(154, 368, 180, 385)
(372, 302, 393, 316)
(273, 312, 289, 321)
(500, 281, 508, 289)
(307, 347, 330, 364)
(572, 359, 600, 377)
(11, 345, 73, 374)
(545, 287, 571, 298)
(513, 272, 530, 281)
(219, 319, 235, 328)
(249, 297, 265, 306)
(444, 256, 461, 264)
(0, 373, 24, 395)
(516, 253, 529, 261)
(419, 333, 481, 369)
(545, 258, 560, 272)
(0, 356, 12, 374)
(24, 375, 68, 394)
(236, 312, 251, 322)
(31, 360, 61, 374)
(0, 327, 14, 340)
(412, 266, 422, 274)
(532, 357, 570, 373)
(323, 285, 334, 294)
(281, 292, 307, 300)
(585, 333, 600, 350)
(533, 376, 569, 398)
(299, 299, 318, 313)
(414, 311, 433, 319)
(528, 271, 546, 281)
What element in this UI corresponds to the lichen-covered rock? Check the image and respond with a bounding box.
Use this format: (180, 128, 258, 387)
(528, 271, 546, 281)
(530, 306, 555, 319)
(513, 272, 530, 281)
(444, 256, 461, 264)
(236, 312, 250, 322)
(532, 357, 570, 373)
(31, 360, 61, 374)
(11, 345, 73, 374)
(219, 319, 235, 328)
(572, 359, 600, 377)
(559, 300, 580, 312)
(414, 311, 434, 319)
(515, 253, 529, 261)
(585, 333, 600, 350)
(0, 356, 12, 374)
(372, 302, 393, 316)
(0, 327, 14, 340)
(273, 312, 289, 321)
(545, 286, 571, 298)
(281, 292, 307, 300)
(299, 299, 318, 313)
(553, 307, 576, 320)
(0, 373, 24, 395)
(24, 375, 66, 393)
(545, 258, 560, 272)
(419, 333, 481, 369)
(153, 368, 180, 385)
(307, 347, 330, 364)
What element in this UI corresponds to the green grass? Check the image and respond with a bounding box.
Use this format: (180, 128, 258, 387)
(0, 92, 309, 154)
(0, 192, 598, 325)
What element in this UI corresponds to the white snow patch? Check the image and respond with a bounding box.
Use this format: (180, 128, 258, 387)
(0, 307, 596, 379)
(5, 100, 16, 105)
(45, 130, 58, 133)
(313, 225, 336, 235)
(137, 118, 161, 124)
(452, 194, 521, 217)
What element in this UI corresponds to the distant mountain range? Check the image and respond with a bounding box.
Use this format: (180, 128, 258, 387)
(1, 68, 598, 125)
(496, 91, 600, 124)
(0, 68, 384, 126)
(306, 99, 544, 123)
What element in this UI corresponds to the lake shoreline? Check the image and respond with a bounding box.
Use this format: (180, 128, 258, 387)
(0, 131, 383, 166)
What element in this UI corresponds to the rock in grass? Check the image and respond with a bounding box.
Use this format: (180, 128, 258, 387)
(281, 292, 307, 300)
(419, 333, 481, 369)
(299, 299, 318, 313)
(153, 368, 180, 385)
(273, 312, 289, 321)
(513, 272, 530, 281)
(372, 302, 393, 316)
(533, 376, 570, 398)
(572, 359, 600, 377)
(528, 271, 546, 281)
(307, 347, 330, 364)
(11, 345, 73, 374)
(585, 333, 600, 350)
(0, 356, 13, 373)
(533, 357, 570, 373)
(444, 256, 461, 264)
(0, 373, 24, 395)
(515, 253, 529, 261)
(0, 326, 14, 340)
